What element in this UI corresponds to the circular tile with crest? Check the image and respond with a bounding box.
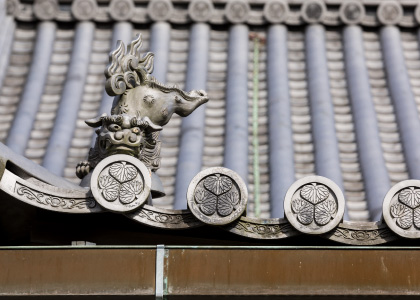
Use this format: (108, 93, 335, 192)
(382, 180, 420, 239)
(263, 0, 289, 24)
(339, 0, 365, 25)
(284, 176, 345, 234)
(187, 167, 248, 225)
(377, 0, 402, 25)
(301, 0, 326, 24)
(91, 154, 151, 213)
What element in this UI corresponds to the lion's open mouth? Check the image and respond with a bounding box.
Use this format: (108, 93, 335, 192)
(99, 139, 139, 157)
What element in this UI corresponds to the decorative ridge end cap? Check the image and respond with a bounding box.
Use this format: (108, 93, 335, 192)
(284, 175, 345, 235)
(382, 179, 420, 239)
(225, 0, 250, 24)
(339, 0, 365, 25)
(187, 167, 248, 225)
(263, 0, 289, 24)
(71, 0, 98, 21)
(90, 154, 151, 213)
(301, 0, 326, 24)
(6, 0, 420, 27)
(377, 0, 403, 26)
(188, 0, 214, 23)
(33, 0, 58, 21)
(109, 0, 135, 22)
(147, 0, 174, 22)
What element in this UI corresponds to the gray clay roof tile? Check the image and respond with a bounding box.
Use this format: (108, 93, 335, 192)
(3, 1, 420, 221)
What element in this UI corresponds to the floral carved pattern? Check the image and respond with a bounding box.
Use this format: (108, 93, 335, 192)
(15, 183, 96, 210)
(390, 187, 420, 230)
(194, 174, 240, 217)
(135, 209, 199, 226)
(98, 161, 143, 205)
(332, 227, 395, 243)
(291, 183, 337, 226)
(232, 221, 295, 237)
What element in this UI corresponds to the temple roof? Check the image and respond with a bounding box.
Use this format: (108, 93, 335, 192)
(1, 0, 420, 223)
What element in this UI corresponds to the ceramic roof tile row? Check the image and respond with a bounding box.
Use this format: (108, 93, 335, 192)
(202, 29, 227, 170)
(401, 30, 420, 130)
(25, 27, 73, 165)
(288, 30, 315, 180)
(6, 22, 56, 155)
(0, 25, 34, 143)
(381, 27, 420, 180)
(224, 25, 249, 186)
(266, 25, 294, 218)
(0, 14, 16, 89)
(325, 28, 369, 221)
(42, 22, 95, 175)
(63, 26, 112, 183)
(4, 16, 420, 221)
(362, 30, 410, 187)
(173, 23, 209, 210)
(402, 30, 420, 134)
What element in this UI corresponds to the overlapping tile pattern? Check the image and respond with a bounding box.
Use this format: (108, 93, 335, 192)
(0, 24, 34, 143)
(202, 29, 227, 170)
(288, 30, 314, 180)
(402, 30, 420, 124)
(363, 31, 409, 187)
(63, 26, 112, 183)
(25, 27, 73, 165)
(325, 29, 368, 221)
(3, 19, 420, 221)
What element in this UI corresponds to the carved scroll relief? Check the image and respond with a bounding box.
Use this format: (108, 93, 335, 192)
(0, 169, 100, 213)
(15, 182, 96, 210)
(126, 204, 202, 229)
(284, 176, 345, 234)
(187, 167, 248, 225)
(222, 216, 298, 240)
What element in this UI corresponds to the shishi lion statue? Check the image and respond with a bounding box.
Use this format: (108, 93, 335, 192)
(76, 34, 209, 197)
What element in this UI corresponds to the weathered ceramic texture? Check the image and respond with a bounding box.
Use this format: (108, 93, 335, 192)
(71, 0, 97, 21)
(147, 0, 173, 21)
(225, 0, 250, 24)
(7, 0, 420, 28)
(284, 176, 345, 234)
(339, 0, 365, 25)
(33, 0, 58, 21)
(0, 153, 407, 244)
(188, 0, 214, 22)
(263, 0, 289, 24)
(323, 221, 398, 245)
(77, 34, 208, 181)
(0, 169, 101, 213)
(91, 154, 151, 213)
(187, 167, 248, 226)
(105, 34, 208, 123)
(222, 216, 299, 239)
(416, 4, 420, 24)
(382, 179, 420, 239)
(377, 0, 402, 25)
(109, 0, 135, 21)
(301, 0, 326, 24)
(126, 204, 202, 229)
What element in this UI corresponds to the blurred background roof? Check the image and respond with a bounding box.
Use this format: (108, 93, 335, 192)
(1, 0, 420, 222)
